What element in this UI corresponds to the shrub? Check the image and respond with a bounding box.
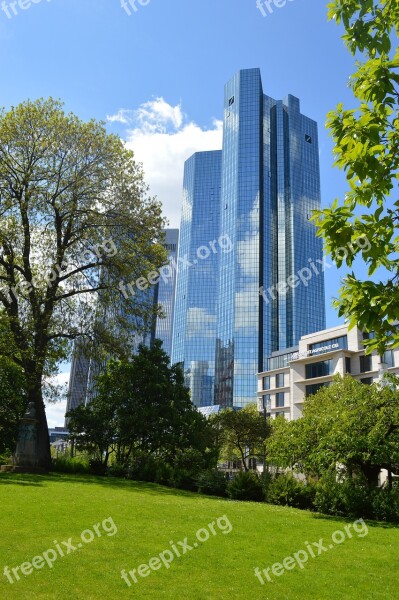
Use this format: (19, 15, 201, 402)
(168, 468, 197, 491)
(371, 488, 399, 523)
(196, 470, 228, 497)
(107, 463, 127, 478)
(126, 455, 176, 486)
(0, 452, 12, 466)
(314, 474, 373, 519)
(89, 459, 107, 476)
(266, 473, 315, 510)
(227, 471, 264, 502)
(52, 455, 90, 474)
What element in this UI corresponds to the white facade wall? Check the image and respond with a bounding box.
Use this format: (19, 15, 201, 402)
(258, 324, 399, 421)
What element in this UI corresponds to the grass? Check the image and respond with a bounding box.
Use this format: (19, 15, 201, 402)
(0, 473, 398, 599)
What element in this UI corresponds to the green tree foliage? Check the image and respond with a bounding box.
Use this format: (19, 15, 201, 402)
(0, 356, 26, 457)
(313, 1, 399, 354)
(67, 341, 216, 470)
(0, 312, 26, 457)
(0, 99, 166, 468)
(268, 375, 399, 488)
(211, 403, 270, 472)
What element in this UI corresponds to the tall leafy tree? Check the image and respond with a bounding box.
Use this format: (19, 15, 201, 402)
(211, 404, 270, 472)
(67, 341, 215, 468)
(313, 1, 399, 354)
(0, 99, 166, 468)
(268, 375, 399, 488)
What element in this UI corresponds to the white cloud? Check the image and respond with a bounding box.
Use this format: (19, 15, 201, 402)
(134, 97, 184, 133)
(106, 108, 133, 124)
(45, 371, 70, 428)
(107, 98, 223, 227)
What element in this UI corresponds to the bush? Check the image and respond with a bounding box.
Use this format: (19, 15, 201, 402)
(89, 459, 107, 476)
(107, 463, 127, 478)
(52, 455, 90, 474)
(266, 473, 315, 510)
(227, 471, 264, 502)
(371, 488, 399, 523)
(196, 470, 228, 497)
(126, 455, 176, 486)
(0, 452, 12, 466)
(314, 474, 373, 519)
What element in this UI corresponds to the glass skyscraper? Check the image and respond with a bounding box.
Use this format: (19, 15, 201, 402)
(65, 228, 179, 419)
(152, 228, 179, 358)
(171, 151, 222, 407)
(173, 68, 325, 408)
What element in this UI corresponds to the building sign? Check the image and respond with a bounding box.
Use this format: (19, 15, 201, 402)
(288, 336, 348, 362)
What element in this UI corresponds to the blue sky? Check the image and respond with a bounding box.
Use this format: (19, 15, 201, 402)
(0, 0, 363, 424)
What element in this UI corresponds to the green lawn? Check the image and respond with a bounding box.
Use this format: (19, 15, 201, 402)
(0, 473, 397, 599)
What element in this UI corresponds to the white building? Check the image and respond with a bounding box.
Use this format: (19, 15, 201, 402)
(258, 324, 399, 421)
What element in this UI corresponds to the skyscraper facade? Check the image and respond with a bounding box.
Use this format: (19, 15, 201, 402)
(152, 228, 179, 358)
(171, 151, 222, 407)
(65, 228, 179, 420)
(173, 68, 325, 409)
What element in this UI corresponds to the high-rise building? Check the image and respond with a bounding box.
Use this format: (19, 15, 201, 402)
(64, 228, 179, 421)
(171, 152, 222, 407)
(64, 339, 90, 427)
(173, 68, 326, 408)
(152, 228, 179, 358)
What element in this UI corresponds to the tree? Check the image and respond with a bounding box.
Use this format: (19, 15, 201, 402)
(211, 404, 270, 472)
(0, 99, 166, 469)
(312, 1, 399, 355)
(67, 341, 215, 469)
(0, 356, 26, 457)
(268, 375, 399, 488)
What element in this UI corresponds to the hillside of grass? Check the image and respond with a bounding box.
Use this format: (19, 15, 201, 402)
(0, 473, 397, 599)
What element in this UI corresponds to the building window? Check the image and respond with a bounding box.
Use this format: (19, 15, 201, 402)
(275, 373, 285, 388)
(275, 392, 285, 408)
(275, 411, 285, 419)
(360, 377, 373, 385)
(360, 354, 372, 373)
(382, 350, 394, 368)
(305, 134, 312, 143)
(362, 331, 376, 341)
(262, 395, 271, 411)
(305, 360, 332, 379)
(305, 382, 329, 397)
(228, 96, 235, 106)
(345, 357, 351, 374)
(263, 376, 270, 390)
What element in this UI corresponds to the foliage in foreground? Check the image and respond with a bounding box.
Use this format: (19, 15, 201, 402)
(0, 353, 27, 457)
(67, 341, 218, 486)
(313, 0, 399, 354)
(0, 98, 166, 469)
(268, 375, 399, 489)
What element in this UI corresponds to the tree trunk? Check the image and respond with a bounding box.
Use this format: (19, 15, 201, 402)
(361, 464, 381, 490)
